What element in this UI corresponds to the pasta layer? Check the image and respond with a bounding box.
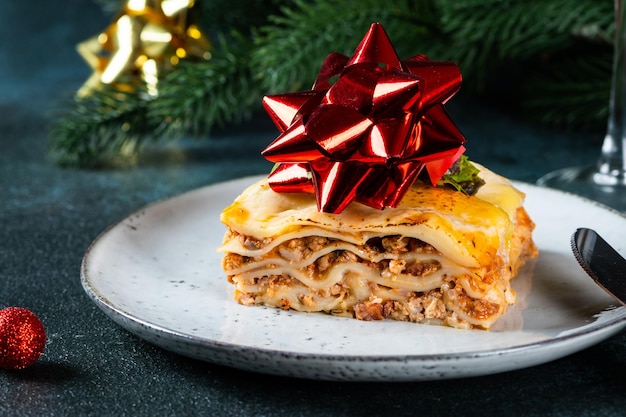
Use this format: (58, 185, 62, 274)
(219, 164, 538, 329)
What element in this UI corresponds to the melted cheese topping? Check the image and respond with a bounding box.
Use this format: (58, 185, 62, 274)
(220, 164, 524, 269)
(218, 163, 536, 330)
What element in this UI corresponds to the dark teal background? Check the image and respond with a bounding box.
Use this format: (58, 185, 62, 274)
(0, 1, 623, 416)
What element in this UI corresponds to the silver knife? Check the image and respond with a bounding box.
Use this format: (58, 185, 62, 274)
(571, 228, 626, 306)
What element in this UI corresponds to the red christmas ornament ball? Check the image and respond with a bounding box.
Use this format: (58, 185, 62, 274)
(0, 307, 47, 370)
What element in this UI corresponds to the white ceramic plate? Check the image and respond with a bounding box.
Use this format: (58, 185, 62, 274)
(81, 176, 626, 381)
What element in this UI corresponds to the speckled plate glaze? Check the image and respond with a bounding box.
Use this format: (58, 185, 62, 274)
(81, 176, 626, 381)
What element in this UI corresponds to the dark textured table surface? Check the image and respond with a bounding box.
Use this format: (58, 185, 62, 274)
(1, 2, 625, 416)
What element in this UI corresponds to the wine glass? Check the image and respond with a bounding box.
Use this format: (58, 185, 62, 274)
(536, 0, 626, 212)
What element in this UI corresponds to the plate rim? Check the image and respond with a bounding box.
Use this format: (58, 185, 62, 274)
(82, 272, 626, 362)
(80, 176, 626, 379)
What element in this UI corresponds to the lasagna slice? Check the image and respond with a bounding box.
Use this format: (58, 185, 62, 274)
(218, 164, 537, 330)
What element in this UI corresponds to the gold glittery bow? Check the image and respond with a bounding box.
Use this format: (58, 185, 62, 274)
(77, 0, 211, 97)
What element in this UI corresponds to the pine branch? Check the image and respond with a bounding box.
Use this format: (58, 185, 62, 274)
(51, 0, 616, 168)
(50, 31, 263, 167)
(439, 0, 613, 58)
(251, 0, 441, 94)
(434, 0, 613, 89)
(428, 0, 613, 129)
(520, 48, 612, 128)
(49, 87, 152, 168)
(148, 31, 261, 139)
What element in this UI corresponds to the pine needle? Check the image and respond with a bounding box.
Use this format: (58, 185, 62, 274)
(251, 0, 440, 93)
(148, 31, 261, 140)
(49, 87, 151, 168)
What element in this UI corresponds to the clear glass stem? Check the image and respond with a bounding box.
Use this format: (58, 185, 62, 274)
(596, 0, 626, 185)
(536, 0, 626, 212)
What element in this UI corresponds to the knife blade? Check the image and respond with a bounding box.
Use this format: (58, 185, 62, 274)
(571, 228, 626, 306)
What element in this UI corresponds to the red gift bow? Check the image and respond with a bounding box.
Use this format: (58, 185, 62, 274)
(261, 22, 466, 213)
